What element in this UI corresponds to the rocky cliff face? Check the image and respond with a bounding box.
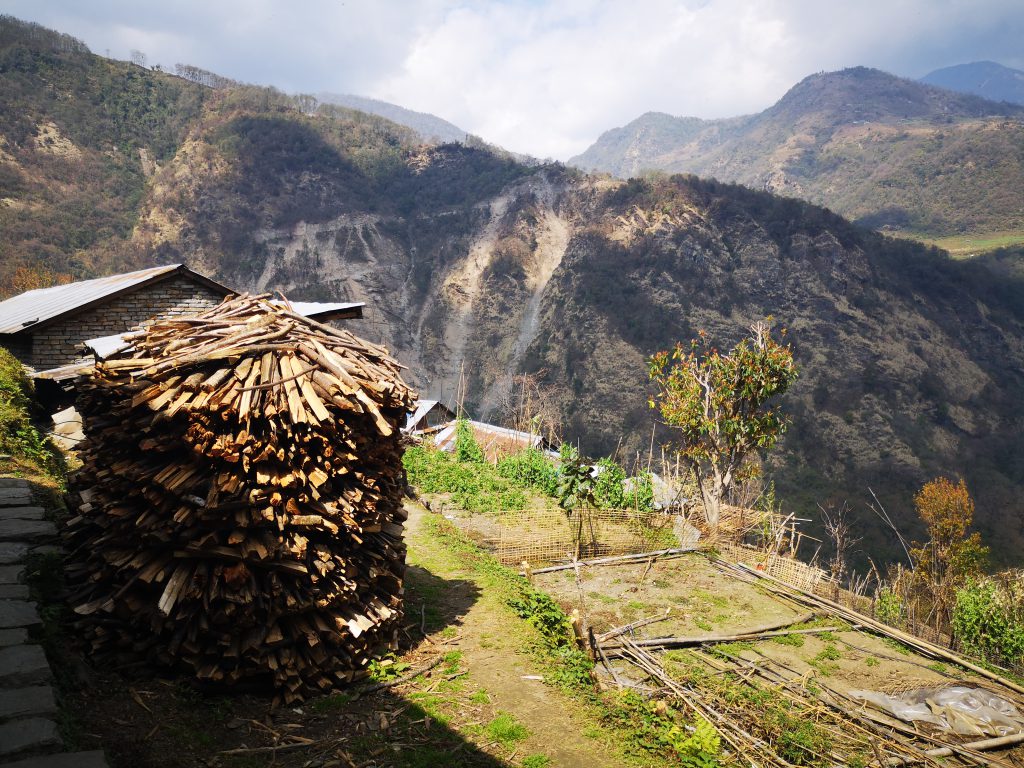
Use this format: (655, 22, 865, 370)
(128, 107, 1024, 563)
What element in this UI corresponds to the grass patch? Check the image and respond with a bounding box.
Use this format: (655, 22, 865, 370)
(469, 689, 490, 705)
(771, 632, 806, 647)
(809, 644, 842, 677)
(881, 637, 913, 655)
(914, 229, 1024, 258)
(522, 755, 552, 768)
(485, 712, 529, 747)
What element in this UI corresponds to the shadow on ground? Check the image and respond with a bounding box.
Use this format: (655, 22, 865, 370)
(55, 561, 511, 768)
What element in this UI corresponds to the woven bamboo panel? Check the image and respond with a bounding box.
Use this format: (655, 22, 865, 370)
(495, 506, 678, 566)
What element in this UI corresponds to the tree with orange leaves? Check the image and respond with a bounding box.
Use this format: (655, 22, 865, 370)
(909, 477, 988, 628)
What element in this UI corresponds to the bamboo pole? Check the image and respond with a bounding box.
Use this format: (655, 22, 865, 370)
(727, 561, 1024, 697)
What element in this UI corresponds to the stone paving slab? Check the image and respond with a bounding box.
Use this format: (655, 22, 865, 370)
(0, 644, 50, 686)
(0, 685, 56, 721)
(0, 583, 29, 599)
(0, 519, 56, 543)
(2, 751, 109, 768)
(0, 507, 45, 521)
(0, 492, 32, 507)
(0, 541, 30, 565)
(0, 717, 61, 758)
(0, 478, 28, 489)
(0, 627, 28, 646)
(0, 564, 25, 584)
(0, 600, 41, 630)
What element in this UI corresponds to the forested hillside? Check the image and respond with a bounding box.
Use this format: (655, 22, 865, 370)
(570, 67, 1024, 238)
(2, 16, 1024, 566)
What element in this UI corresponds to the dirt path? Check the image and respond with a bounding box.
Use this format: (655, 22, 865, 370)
(405, 501, 623, 768)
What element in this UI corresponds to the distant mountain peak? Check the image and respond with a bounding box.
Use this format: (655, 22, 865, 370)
(920, 61, 1024, 106)
(317, 93, 467, 145)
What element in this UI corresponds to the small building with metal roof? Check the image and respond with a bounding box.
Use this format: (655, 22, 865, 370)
(432, 419, 555, 463)
(404, 399, 457, 434)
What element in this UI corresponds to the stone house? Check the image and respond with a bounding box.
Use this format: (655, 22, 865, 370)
(0, 265, 233, 371)
(0, 264, 363, 373)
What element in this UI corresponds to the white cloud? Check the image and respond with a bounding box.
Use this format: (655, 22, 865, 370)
(3, 0, 1022, 158)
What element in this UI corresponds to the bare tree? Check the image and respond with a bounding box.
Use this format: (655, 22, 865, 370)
(494, 371, 560, 444)
(130, 49, 147, 68)
(818, 501, 860, 589)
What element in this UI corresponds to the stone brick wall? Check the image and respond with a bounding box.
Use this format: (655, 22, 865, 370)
(25, 275, 226, 369)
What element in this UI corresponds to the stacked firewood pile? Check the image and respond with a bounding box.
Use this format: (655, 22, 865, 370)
(64, 295, 415, 702)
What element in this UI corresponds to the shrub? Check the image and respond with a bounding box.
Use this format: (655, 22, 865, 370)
(496, 447, 558, 496)
(453, 418, 484, 463)
(0, 347, 63, 476)
(952, 576, 1024, 667)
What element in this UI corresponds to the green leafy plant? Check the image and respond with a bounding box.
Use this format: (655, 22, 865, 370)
(403, 445, 527, 514)
(952, 577, 1024, 667)
(496, 447, 559, 496)
(454, 418, 485, 463)
(593, 457, 626, 509)
(0, 348, 65, 477)
(875, 586, 904, 628)
(556, 445, 596, 514)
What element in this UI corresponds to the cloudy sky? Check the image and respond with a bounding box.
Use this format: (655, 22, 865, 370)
(4, 0, 1023, 159)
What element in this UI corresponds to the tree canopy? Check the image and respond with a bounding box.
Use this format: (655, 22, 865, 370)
(649, 321, 797, 528)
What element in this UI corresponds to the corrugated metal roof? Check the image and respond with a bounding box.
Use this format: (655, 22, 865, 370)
(433, 419, 545, 462)
(84, 333, 134, 360)
(0, 264, 231, 335)
(270, 301, 364, 320)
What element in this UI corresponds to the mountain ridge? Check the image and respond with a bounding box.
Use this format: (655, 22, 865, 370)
(570, 67, 1024, 238)
(316, 92, 468, 144)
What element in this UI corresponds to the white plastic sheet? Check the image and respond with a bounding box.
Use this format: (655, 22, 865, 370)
(849, 686, 1024, 737)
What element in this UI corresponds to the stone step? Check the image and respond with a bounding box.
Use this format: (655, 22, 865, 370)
(0, 717, 61, 759)
(0, 542, 30, 565)
(0, 564, 25, 584)
(0, 479, 29, 489)
(0, 492, 33, 507)
(0, 520, 56, 543)
(0, 645, 50, 686)
(0, 601, 40, 630)
(0, 686, 57, 721)
(0, 507, 45, 521)
(0, 584, 29, 599)
(2, 751, 108, 768)
(0, 628, 28, 647)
